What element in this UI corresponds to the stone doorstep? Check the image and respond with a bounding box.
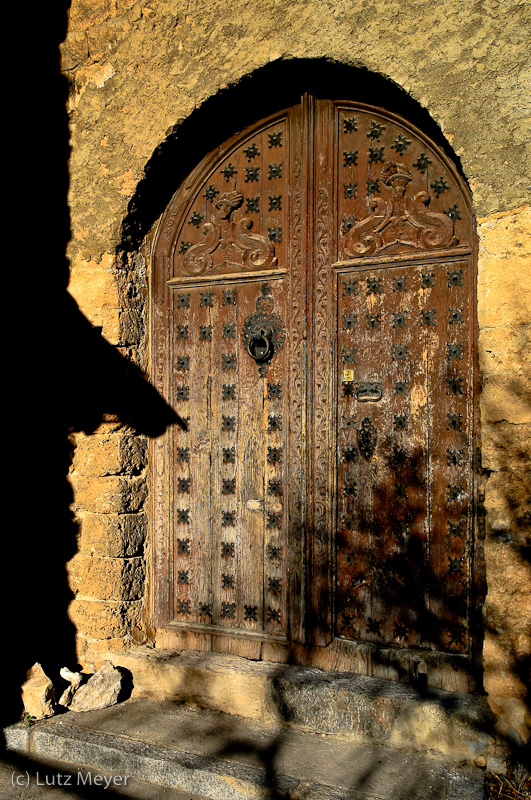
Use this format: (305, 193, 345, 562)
(5, 699, 486, 800)
(97, 647, 492, 762)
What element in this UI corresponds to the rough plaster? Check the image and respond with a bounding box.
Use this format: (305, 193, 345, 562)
(62, 0, 531, 746)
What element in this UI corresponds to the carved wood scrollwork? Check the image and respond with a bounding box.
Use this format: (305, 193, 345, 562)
(345, 162, 458, 257)
(182, 191, 277, 276)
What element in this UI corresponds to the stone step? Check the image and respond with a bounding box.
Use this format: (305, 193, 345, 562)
(5, 699, 486, 800)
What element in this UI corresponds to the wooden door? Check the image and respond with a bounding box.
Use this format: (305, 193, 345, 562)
(152, 98, 479, 687)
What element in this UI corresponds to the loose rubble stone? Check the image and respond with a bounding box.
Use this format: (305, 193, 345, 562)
(69, 661, 122, 712)
(21, 663, 55, 719)
(58, 666, 83, 707)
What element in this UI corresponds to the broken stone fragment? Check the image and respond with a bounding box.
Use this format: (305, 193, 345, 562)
(58, 667, 83, 707)
(69, 661, 122, 713)
(21, 663, 55, 720)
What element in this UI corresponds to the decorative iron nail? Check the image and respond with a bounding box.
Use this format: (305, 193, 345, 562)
(393, 275, 408, 292)
(223, 289, 237, 306)
(244, 605, 258, 620)
(268, 163, 282, 179)
(343, 116, 358, 133)
(246, 196, 259, 213)
(446, 376, 464, 395)
(200, 291, 213, 307)
(177, 508, 190, 524)
(222, 415, 236, 432)
(222, 478, 236, 494)
(269, 545, 282, 560)
(393, 622, 409, 638)
(177, 600, 191, 615)
(221, 542, 235, 558)
(189, 211, 204, 227)
(394, 380, 407, 395)
(222, 354, 236, 370)
(342, 613, 355, 629)
(447, 410, 463, 428)
(179, 241, 192, 254)
(176, 385, 190, 401)
(268, 227, 282, 242)
(447, 518, 466, 538)
(223, 447, 235, 464)
(392, 447, 408, 466)
(268, 607, 281, 623)
(343, 480, 357, 497)
(393, 311, 407, 328)
(431, 177, 450, 197)
(447, 484, 465, 501)
(366, 313, 381, 330)
(392, 518, 409, 536)
(223, 323, 236, 339)
(393, 414, 408, 430)
(176, 447, 190, 462)
(344, 551, 357, 565)
(447, 448, 466, 467)
(366, 179, 380, 194)
(199, 603, 212, 617)
(447, 342, 463, 360)
(342, 447, 358, 463)
(222, 574, 235, 589)
(269, 194, 282, 211)
(267, 446, 282, 465)
(341, 514, 355, 530)
(342, 382, 355, 398)
(341, 347, 357, 363)
(268, 131, 282, 148)
(268, 479, 282, 496)
(444, 204, 462, 221)
(368, 120, 386, 140)
(177, 293, 190, 308)
(176, 324, 189, 339)
(268, 577, 282, 595)
(395, 482, 409, 499)
(267, 382, 282, 399)
(449, 307, 464, 325)
(204, 185, 219, 201)
(177, 570, 189, 585)
(357, 417, 377, 460)
(343, 150, 359, 166)
(220, 163, 237, 181)
(245, 167, 260, 182)
(342, 280, 358, 296)
(392, 344, 408, 361)
(176, 355, 190, 372)
(222, 510, 236, 527)
(421, 272, 435, 288)
(343, 313, 358, 330)
(343, 414, 357, 428)
(447, 626, 465, 646)
(199, 324, 212, 340)
(447, 269, 464, 287)
(267, 511, 282, 529)
(366, 277, 382, 294)
(177, 477, 191, 494)
(344, 183, 358, 199)
(421, 309, 437, 327)
(342, 215, 357, 232)
(268, 414, 282, 431)
(367, 617, 382, 635)
(448, 556, 464, 575)
(179, 416, 190, 430)
(413, 152, 432, 173)
(391, 134, 411, 154)
(243, 142, 260, 160)
(221, 602, 236, 618)
(177, 538, 191, 554)
(222, 384, 236, 401)
(368, 146, 385, 163)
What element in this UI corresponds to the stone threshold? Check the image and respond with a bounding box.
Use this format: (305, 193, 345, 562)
(5, 698, 486, 800)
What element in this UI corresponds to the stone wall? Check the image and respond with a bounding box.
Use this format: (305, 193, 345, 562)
(61, 0, 530, 746)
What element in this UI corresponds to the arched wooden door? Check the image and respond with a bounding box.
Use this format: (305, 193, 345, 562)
(152, 96, 479, 688)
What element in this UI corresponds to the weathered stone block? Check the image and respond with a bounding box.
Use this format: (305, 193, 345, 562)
(481, 421, 531, 473)
(69, 661, 122, 713)
(73, 433, 147, 476)
(21, 663, 56, 720)
(78, 513, 147, 557)
(68, 598, 142, 638)
(480, 373, 531, 425)
(479, 326, 530, 379)
(67, 554, 145, 601)
(70, 475, 147, 513)
(69, 260, 119, 311)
